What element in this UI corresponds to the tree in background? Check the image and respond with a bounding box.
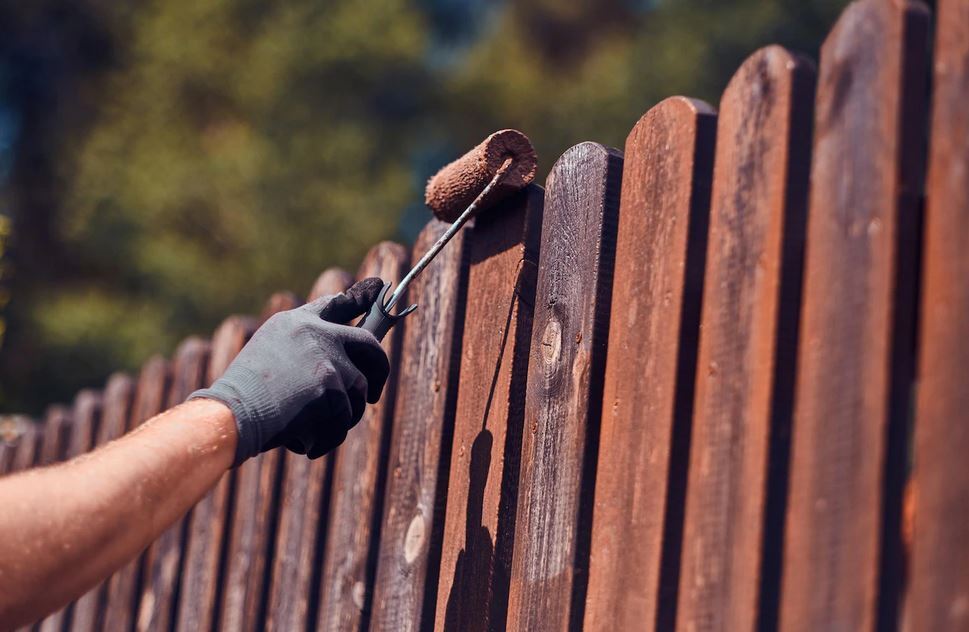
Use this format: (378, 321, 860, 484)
(0, 0, 847, 413)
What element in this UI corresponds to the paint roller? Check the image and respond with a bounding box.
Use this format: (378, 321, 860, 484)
(357, 129, 538, 340)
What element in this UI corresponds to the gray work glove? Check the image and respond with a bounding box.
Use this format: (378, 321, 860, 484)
(189, 278, 390, 465)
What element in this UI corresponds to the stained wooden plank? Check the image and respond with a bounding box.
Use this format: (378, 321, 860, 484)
(37, 404, 72, 467)
(582, 97, 715, 632)
(10, 422, 42, 472)
(369, 220, 469, 630)
(506, 143, 622, 631)
(175, 317, 256, 631)
(316, 242, 409, 631)
(909, 1, 969, 629)
(779, 1, 929, 630)
(265, 269, 353, 631)
(71, 373, 136, 632)
(136, 338, 211, 632)
(434, 186, 545, 632)
(102, 356, 173, 632)
(675, 47, 815, 632)
(0, 416, 30, 475)
(39, 391, 103, 632)
(219, 293, 299, 632)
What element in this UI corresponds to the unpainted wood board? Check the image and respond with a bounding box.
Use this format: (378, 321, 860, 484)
(37, 404, 72, 467)
(175, 316, 256, 632)
(220, 292, 298, 632)
(265, 269, 353, 631)
(908, 0, 969, 629)
(779, 1, 929, 630)
(102, 356, 173, 632)
(369, 221, 469, 631)
(0, 417, 31, 475)
(582, 97, 716, 632)
(675, 47, 815, 632)
(317, 242, 409, 632)
(70, 373, 135, 632)
(136, 338, 211, 632)
(10, 422, 42, 472)
(506, 144, 622, 631)
(434, 186, 545, 632)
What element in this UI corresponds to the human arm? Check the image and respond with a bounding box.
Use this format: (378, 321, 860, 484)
(0, 279, 389, 628)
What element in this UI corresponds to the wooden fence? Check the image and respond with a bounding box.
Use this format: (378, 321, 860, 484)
(1, 0, 966, 629)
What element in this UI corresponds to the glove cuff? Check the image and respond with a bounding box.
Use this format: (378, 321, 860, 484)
(188, 365, 280, 466)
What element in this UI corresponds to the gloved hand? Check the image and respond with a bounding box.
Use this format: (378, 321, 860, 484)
(189, 278, 390, 465)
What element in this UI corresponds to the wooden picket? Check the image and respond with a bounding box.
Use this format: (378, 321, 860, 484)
(676, 46, 814, 632)
(6, 1, 969, 630)
(315, 242, 409, 631)
(908, 1, 969, 630)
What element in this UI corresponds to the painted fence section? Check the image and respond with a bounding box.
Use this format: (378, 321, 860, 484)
(5, 2, 968, 630)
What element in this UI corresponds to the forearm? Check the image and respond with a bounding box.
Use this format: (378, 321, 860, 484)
(0, 399, 236, 628)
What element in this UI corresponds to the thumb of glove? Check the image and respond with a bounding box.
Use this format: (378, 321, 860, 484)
(306, 277, 384, 325)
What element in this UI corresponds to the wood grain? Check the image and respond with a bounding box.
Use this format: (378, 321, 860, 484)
(219, 293, 298, 632)
(582, 97, 716, 632)
(175, 316, 256, 632)
(908, 0, 969, 629)
(675, 47, 814, 632)
(62, 389, 104, 632)
(369, 220, 469, 631)
(136, 338, 211, 632)
(39, 391, 101, 632)
(265, 269, 353, 631)
(0, 416, 28, 475)
(506, 143, 622, 631)
(317, 242, 409, 632)
(779, 1, 929, 630)
(71, 373, 136, 632)
(434, 186, 545, 632)
(103, 356, 173, 632)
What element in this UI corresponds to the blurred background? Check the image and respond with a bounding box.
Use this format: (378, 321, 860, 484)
(0, 0, 851, 414)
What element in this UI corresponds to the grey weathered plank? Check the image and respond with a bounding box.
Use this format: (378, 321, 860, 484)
(676, 46, 814, 632)
(908, 0, 969, 629)
(265, 269, 353, 631)
(506, 143, 622, 631)
(583, 97, 716, 632)
(317, 242, 409, 632)
(369, 220, 469, 631)
(434, 186, 545, 632)
(779, 1, 930, 630)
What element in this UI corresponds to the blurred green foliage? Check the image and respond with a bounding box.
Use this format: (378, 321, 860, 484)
(0, 0, 848, 413)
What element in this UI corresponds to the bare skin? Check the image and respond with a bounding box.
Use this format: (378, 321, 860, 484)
(0, 398, 237, 629)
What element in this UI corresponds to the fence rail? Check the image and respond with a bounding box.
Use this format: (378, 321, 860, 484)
(2, 0, 966, 629)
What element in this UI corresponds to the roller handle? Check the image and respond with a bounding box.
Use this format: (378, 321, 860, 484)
(357, 281, 417, 341)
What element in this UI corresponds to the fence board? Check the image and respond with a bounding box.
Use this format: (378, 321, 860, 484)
(506, 143, 622, 631)
(435, 186, 545, 631)
(219, 293, 298, 632)
(10, 422, 42, 472)
(265, 269, 352, 630)
(103, 356, 173, 632)
(71, 373, 136, 632)
(675, 47, 814, 632)
(0, 417, 30, 475)
(317, 242, 409, 631)
(370, 221, 469, 630)
(582, 97, 715, 631)
(909, 0, 969, 629)
(175, 316, 256, 631)
(136, 338, 211, 632)
(40, 394, 99, 632)
(61, 389, 103, 631)
(37, 405, 72, 467)
(779, 0, 929, 630)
